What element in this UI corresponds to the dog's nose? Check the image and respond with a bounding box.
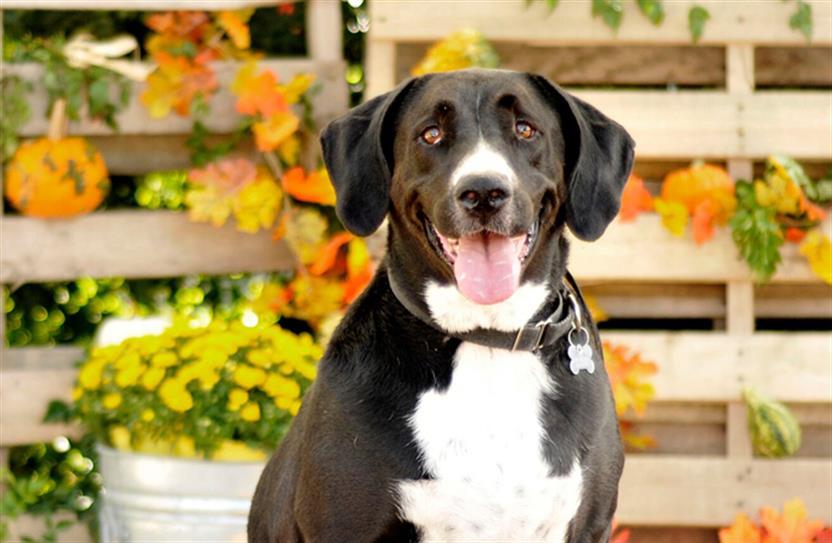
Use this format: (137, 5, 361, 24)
(457, 176, 510, 218)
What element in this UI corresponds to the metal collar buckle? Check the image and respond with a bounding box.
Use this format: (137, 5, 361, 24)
(511, 290, 564, 352)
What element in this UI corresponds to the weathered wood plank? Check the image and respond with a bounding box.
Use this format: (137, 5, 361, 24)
(12, 59, 348, 137)
(1, 211, 296, 284)
(571, 214, 827, 284)
(371, 0, 832, 46)
(603, 332, 832, 404)
(756, 46, 832, 88)
(618, 455, 832, 526)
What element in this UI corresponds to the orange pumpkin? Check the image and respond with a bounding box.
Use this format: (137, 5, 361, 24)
(4, 99, 109, 218)
(661, 162, 735, 217)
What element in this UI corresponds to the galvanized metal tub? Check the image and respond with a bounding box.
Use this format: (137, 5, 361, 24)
(97, 444, 266, 542)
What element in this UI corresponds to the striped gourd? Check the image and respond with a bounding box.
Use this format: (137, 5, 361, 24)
(743, 387, 802, 458)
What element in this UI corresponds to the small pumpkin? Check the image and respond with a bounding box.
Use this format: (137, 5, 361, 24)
(4, 99, 109, 218)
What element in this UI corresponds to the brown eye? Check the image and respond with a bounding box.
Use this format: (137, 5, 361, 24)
(515, 120, 536, 139)
(421, 126, 442, 145)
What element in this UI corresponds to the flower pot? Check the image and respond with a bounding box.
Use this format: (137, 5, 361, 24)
(96, 444, 265, 542)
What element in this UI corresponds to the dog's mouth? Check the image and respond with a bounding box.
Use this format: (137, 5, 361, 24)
(423, 215, 540, 305)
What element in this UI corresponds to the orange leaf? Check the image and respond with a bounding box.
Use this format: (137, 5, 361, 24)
(760, 499, 824, 543)
(253, 112, 300, 152)
(800, 195, 826, 222)
(309, 232, 354, 276)
(619, 174, 653, 222)
(282, 167, 336, 206)
(603, 341, 657, 418)
(691, 199, 717, 245)
(784, 227, 807, 244)
(217, 9, 253, 50)
(344, 238, 374, 303)
(816, 528, 832, 543)
(232, 61, 288, 118)
(611, 521, 631, 543)
(719, 514, 763, 543)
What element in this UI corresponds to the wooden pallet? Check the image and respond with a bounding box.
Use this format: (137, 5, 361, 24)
(362, 0, 832, 537)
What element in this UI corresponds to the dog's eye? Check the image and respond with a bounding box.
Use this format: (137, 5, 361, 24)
(515, 121, 536, 139)
(421, 126, 443, 145)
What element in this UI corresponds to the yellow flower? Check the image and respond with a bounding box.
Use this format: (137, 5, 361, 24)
(141, 409, 155, 422)
(110, 426, 131, 451)
(103, 392, 122, 409)
(159, 379, 194, 413)
(151, 351, 178, 368)
(211, 440, 267, 462)
(114, 351, 141, 370)
(654, 197, 689, 237)
(800, 230, 832, 285)
(228, 388, 249, 411)
(78, 361, 103, 390)
(262, 374, 301, 399)
(240, 402, 261, 422)
(289, 400, 301, 416)
(142, 366, 166, 390)
(115, 363, 146, 388)
(234, 365, 267, 389)
(275, 396, 292, 410)
(71, 386, 83, 401)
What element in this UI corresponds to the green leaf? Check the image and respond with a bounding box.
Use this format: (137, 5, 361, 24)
(546, 0, 559, 11)
(688, 5, 710, 43)
(43, 400, 73, 424)
(592, 0, 623, 31)
(730, 181, 784, 282)
(789, 0, 812, 41)
(636, 0, 665, 25)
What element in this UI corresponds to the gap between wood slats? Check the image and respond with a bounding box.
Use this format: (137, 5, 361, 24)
(370, 1, 832, 46)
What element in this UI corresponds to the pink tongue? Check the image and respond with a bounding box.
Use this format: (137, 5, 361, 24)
(454, 233, 521, 305)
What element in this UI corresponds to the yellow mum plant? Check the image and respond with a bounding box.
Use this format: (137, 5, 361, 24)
(71, 319, 320, 461)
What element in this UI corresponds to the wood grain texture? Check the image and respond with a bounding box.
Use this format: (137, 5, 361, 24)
(756, 46, 832, 88)
(370, 0, 832, 46)
(12, 59, 348, 137)
(618, 455, 832, 526)
(1, 211, 296, 284)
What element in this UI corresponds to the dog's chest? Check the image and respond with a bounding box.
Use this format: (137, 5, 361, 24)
(397, 343, 583, 542)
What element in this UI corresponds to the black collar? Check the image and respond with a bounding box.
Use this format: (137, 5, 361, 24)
(387, 269, 582, 353)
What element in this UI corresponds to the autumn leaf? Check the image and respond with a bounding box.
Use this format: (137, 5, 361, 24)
(283, 207, 329, 265)
(282, 166, 336, 206)
(784, 227, 807, 244)
(217, 9, 254, 50)
(584, 294, 608, 323)
(816, 528, 832, 543)
(719, 513, 763, 543)
(278, 135, 301, 165)
(309, 232, 354, 276)
(232, 167, 283, 233)
(759, 498, 824, 543)
(344, 238, 374, 303)
(611, 520, 631, 543)
(799, 230, 832, 285)
(603, 341, 657, 417)
(247, 282, 291, 319)
(284, 275, 345, 327)
(619, 173, 654, 222)
(692, 199, 717, 245)
(146, 11, 210, 42)
(232, 61, 289, 118)
(141, 53, 218, 118)
(253, 112, 300, 152)
(654, 197, 689, 237)
(280, 73, 316, 105)
(188, 157, 256, 194)
(412, 29, 499, 75)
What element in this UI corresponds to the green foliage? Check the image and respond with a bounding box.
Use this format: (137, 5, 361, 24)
(789, 0, 813, 41)
(187, 120, 253, 167)
(730, 181, 784, 282)
(592, 0, 624, 31)
(1, 75, 32, 163)
(0, 436, 100, 543)
(637, 0, 665, 25)
(688, 5, 710, 43)
(768, 154, 832, 204)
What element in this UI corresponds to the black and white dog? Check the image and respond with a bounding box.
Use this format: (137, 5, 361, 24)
(249, 69, 635, 543)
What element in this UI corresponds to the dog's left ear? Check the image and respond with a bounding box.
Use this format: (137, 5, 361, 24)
(528, 74, 635, 241)
(320, 79, 418, 236)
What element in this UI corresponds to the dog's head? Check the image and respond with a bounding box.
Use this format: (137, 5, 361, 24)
(322, 69, 634, 309)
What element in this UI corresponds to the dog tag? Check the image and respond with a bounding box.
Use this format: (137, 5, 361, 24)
(567, 328, 595, 376)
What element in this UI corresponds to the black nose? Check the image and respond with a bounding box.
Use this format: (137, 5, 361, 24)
(457, 176, 510, 217)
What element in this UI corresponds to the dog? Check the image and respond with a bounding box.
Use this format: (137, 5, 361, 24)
(248, 68, 635, 543)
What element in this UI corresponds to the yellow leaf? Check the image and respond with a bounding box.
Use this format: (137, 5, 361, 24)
(284, 275, 345, 327)
(217, 9, 254, 50)
(232, 168, 283, 234)
(799, 230, 832, 285)
(284, 207, 329, 265)
(279, 73, 316, 105)
(654, 198, 689, 237)
(412, 29, 499, 75)
(278, 135, 301, 166)
(253, 111, 300, 152)
(185, 184, 233, 227)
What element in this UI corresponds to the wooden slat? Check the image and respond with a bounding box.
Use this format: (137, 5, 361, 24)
(12, 59, 348, 137)
(0, 347, 82, 447)
(371, 0, 832, 46)
(603, 332, 832, 404)
(618, 455, 832, 526)
(4, 513, 91, 543)
(1, 211, 295, 284)
(571, 214, 827, 284)
(4, 211, 827, 285)
(1, 0, 282, 9)
(756, 46, 832, 88)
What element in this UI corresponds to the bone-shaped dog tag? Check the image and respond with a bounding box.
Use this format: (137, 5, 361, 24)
(567, 339, 595, 375)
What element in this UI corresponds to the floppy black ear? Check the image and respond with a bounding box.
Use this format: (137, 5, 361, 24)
(320, 80, 417, 236)
(529, 75, 635, 241)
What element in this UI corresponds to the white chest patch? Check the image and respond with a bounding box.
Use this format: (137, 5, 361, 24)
(397, 343, 583, 542)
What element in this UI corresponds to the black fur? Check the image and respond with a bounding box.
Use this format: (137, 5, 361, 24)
(249, 69, 633, 543)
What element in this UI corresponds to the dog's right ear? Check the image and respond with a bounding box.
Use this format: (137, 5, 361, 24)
(320, 79, 418, 236)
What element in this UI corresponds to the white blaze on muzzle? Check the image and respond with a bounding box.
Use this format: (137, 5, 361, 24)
(450, 140, 518, 187)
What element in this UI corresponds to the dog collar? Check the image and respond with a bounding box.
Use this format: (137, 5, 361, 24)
(387, 268, 589, 356)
